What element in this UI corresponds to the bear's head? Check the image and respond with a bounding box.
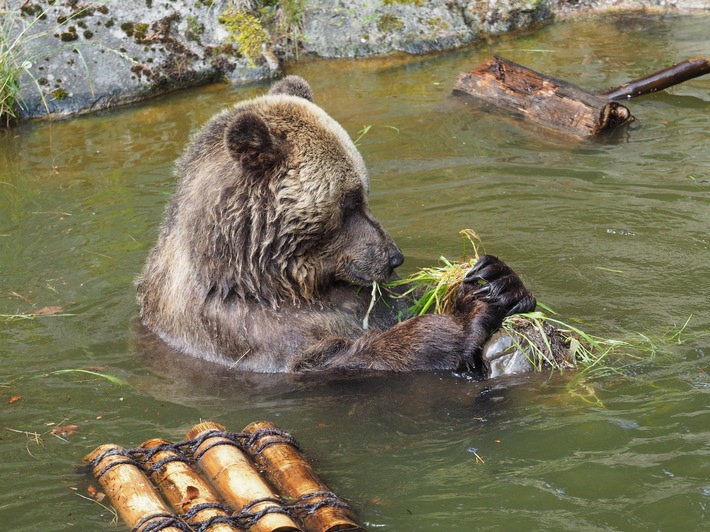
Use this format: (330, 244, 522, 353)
(177, 76, 404, 306)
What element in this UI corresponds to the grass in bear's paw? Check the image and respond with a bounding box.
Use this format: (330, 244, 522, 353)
(388, 228, 484, 317)
(385, 229, 680, 379)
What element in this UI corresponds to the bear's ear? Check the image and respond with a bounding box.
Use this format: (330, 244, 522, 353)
(224, 111, 282, 171)
(267, 75, 313, 102)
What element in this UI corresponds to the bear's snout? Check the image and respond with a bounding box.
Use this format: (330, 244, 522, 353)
(389, 245, 404, 269)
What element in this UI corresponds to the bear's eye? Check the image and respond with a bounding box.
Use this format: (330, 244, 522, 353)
(342, 192, 362, 215)
(339, 192, 363, 227)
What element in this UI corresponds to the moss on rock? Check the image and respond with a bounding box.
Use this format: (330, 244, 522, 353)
(218, 8, 270, 65)
(377, 13, 403, 33)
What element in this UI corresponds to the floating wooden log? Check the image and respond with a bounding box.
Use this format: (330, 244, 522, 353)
(453, 55, 634, 139)
(185, 421, 301, 532)
(243, 421, 362, 532)
(454, 55, 710, 140)
(140, 438, 239, 532)
(84, 444, 188, 532)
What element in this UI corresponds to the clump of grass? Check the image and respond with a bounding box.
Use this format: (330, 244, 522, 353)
(388, 228, 484, 316)
(0, 8, 36, 127)
(497, 307, 657, 377)
(386, 229, 660, 375)
(0, 6, 71, 127)
(259, 0, 307, 59)
(1, 5, 101, 128)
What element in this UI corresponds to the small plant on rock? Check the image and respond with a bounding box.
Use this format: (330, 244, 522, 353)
(0, 4, 106, 128)
(0, 7, 37, 127)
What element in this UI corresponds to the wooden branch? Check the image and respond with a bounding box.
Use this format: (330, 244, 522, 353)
(453, 56, 633, 140)
(601, 56, 710, 100)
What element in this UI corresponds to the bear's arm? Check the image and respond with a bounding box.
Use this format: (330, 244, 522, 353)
(293, 255, 535, 374)
(293, 300, 503, 373)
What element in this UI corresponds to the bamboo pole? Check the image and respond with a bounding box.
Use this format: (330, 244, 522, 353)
(185, 422, 301, 532)
(84, 443, 189, 532)
(140, 438, 239, 532)
(243, 421, 362, 532)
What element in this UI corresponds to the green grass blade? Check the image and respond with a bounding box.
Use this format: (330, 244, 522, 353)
(46, 369, 126, 386)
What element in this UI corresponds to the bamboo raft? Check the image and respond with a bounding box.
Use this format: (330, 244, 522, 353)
(84, 421, 362, 532)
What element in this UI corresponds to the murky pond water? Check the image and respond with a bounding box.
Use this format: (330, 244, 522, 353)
(3, 13, 710, 531)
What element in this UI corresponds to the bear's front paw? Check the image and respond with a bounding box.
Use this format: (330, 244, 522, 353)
(455, 255, 536, 317)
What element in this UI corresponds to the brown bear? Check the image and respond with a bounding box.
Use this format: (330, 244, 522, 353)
(136, 76, 536, 375)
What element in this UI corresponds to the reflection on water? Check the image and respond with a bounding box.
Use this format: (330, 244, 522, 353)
(1, 13, 710, 531)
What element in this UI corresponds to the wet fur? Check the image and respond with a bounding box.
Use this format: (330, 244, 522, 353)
(136, 76, 536, 375)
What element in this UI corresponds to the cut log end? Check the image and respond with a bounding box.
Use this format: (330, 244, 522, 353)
(597, 101, 634, 135)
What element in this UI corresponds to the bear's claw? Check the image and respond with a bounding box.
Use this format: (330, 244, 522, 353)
(457, 255, 536, 317)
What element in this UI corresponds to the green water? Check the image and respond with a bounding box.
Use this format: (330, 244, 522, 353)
(2, 13, 710, 531)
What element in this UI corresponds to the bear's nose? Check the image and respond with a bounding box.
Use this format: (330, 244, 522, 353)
(389, 246, 404, 269)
